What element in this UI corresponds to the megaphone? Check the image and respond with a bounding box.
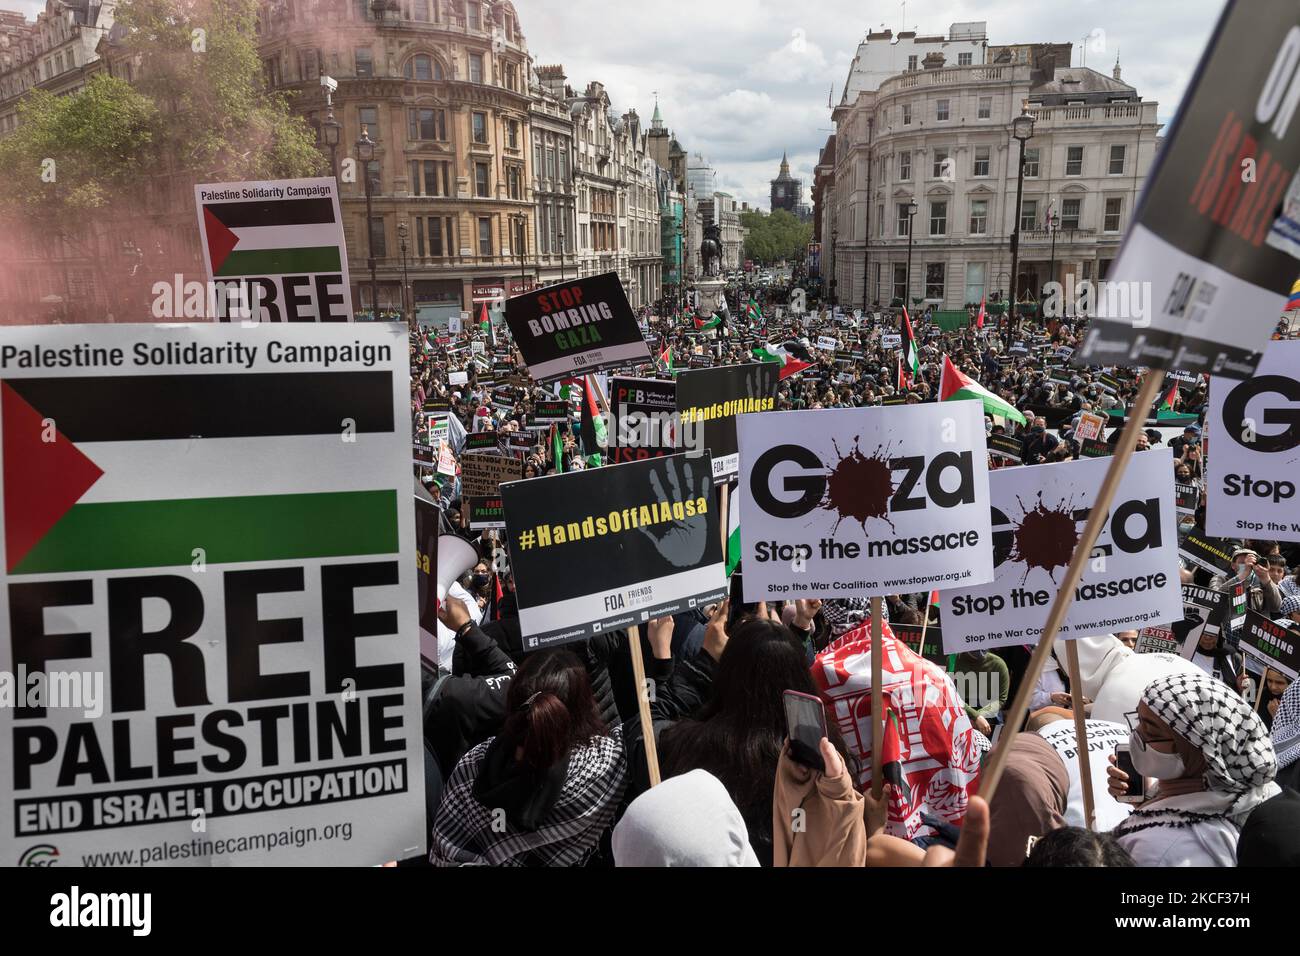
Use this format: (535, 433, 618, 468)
(437, 534, 479, 603)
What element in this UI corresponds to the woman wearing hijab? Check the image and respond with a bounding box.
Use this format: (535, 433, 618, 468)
(985, 733, 1070, 867)
(1106, 672, 1280, 867)
(430, 648, 627, 866)
(611, 769, 759, 867)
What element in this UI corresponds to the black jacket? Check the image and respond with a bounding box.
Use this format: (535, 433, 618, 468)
(424, 623, 516, 776)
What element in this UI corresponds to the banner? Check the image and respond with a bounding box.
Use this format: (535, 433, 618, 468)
(0, 323, 423, 865)
(1178, 529, 1235, 575)
(736, 402, 994, 601)
(1077, 0, 1299, 377)
(194, 178, 353, 322)
(467, 495, 506, 530)
(987, 433, 1022, 462)
(1239, 610, 1300, 681)
(675, 363, 779, 481)
(941, 451, 1181, 652)
(504, 272, 649, 381)
(460, 453, 522, 498)
(501, 454, 726, 649)
(609, 377, 676, 464)
(1205, 341, 1300, 541)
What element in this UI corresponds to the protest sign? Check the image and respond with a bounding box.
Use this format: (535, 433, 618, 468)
(447, 314, 462, 334)
(988, 433, 1022, 462)
(533, 399, 569, 424)
(609, 376, 676, 464)
(428, 415, 449, 448)
(1205, 341, 1300, 541)
(1175, 481, 1200, 515)
(460, 453, 522, 497)
(1077, 0, 1299, 378)
(1035, 718, 1133, 832)
(675, 363, 779, 481)
(942, 451, 1181, 652)
(467, 495, 506, 530)
(194, 178, 353, 322)
(817, 336, 838, 351)
(1135, 626, 1180, 655)
(1075, 411, 1106, 443)
(0, 323, 423, 865)
(736, 401, 994, 601)
(888, 622, 945, 660)
(504, 272, 649, 381)
(436, 442, 457, 476)
(1178, 529, 1235, 575)
(413, 443, 434, 467)
(1080, 437, 1111, 459)
(501, 453, 726, 649)
(1239, 610, 1300, 681)
(448, 370, 468, 387)
(415, 484, 440, 669)
(880, 333, 902, 350)
(462, 431, 501, 454)
(1175, 583, 1227, 657)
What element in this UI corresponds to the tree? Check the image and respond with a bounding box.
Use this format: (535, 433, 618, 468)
(741, 209, 812, 266)
(0, 0, 323, 320)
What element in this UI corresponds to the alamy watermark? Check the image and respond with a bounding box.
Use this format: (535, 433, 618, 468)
(0, 667, 103, 719)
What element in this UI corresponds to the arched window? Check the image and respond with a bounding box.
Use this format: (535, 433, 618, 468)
(405, 54, 432, 81)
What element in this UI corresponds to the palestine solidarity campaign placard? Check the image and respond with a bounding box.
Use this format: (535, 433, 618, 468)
(195, 177, 353, 322)
(504, 272, 649, 381)
(736, 401, 994, 601)
(501, 453, 726, 649)
(941, 451, 1182, 653)
(0, 324, 423, 866)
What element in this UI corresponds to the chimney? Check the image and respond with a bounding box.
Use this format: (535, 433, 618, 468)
(922, 51, 946, 70)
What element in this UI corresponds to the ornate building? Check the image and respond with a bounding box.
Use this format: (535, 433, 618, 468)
(769, 151, 802, 214)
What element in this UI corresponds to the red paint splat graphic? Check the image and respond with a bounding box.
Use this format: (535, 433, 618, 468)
(823, 436, 896, 536)
(1008, 492, 1080, 584)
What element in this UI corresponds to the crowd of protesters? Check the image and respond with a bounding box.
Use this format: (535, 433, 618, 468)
(412, 280, 1300, 867)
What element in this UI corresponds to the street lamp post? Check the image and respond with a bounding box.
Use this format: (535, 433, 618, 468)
(356, 126, 379, 320)
(558, 228, 566, 282)
(1009, 106, 1036, 331)
(830, 221, 838, 307)
(1046, 210, 1059, 302)
(905, 198, 918, 309)
(677, 216, 685, 316)
(397, 220, 411, 330)
(509, 213, 527, 290)
(316, 76, 341, 180)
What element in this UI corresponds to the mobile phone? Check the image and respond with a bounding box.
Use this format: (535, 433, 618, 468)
(783, 690, 827, 773)
(1113, 743, 1146, 804)
(727, 571, 760, 630)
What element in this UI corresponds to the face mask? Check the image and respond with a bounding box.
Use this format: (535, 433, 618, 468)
(1129, 729, 1186, 780)
(471, 573, 491, 590)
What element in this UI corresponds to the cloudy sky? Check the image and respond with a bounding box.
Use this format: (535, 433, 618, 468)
(13, 0, 1225, 207)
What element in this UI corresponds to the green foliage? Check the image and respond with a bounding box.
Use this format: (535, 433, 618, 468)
(741, 208, 812, 265)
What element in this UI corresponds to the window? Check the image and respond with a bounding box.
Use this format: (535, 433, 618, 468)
(893, 263, 908, 302)
(907, 55, 918, 71)
(478, 217, 492, 256)
(925, 262, 945, 300)
(411, 0, 430, 21)
(969, 198, 988, 234)
(408, 108, 446, 140)
(1104, 196, 1123, 232)
(936, 98, 950, 121)
(300, 49, 320, 81)
(467, 2, 481, 29)
(475, 163, 490, 197)
(978, 96, 991, 119)
(1020, 199, 1038, 233)
(506, 119, 519, 149)
(930, 200, 947, 236)
(558, 147, 568, 181)
(965, 262, 986, 306)
(902, 103, 912, 126)
(899, 150, 911, 181)
(1023, 147, 1040, 178)
(405, 55, 433, 81)
(1061, 198, 1081, 230)
(932, 148, 950, 179)
(897, 202, 912, 237)
(545, 146, 556, 180)
(355, 48, 373, 77)
(507, 165, 522, 200)
(504, 63, 518, 91)
(410, 160, 450, 197)
(1108, 144, 1126, 175)
(959, 52, 973, 66)
(973, 146, 990, 177)
(365, 160, 380, 192)
(359, 106, 379, 140)
(878, 203, 885, 237)
(368, 217, 386, 258)
(469, 53, 484, 84)
(472, 111, 487, 144)
(1066, 145, 1083, 176)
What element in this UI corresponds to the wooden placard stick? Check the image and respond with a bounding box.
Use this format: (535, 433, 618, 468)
(871, 595, 884, 800)
(627, 625, 662, 787)
(1064, 640, 1096, 831)
(979, 369, 1167, 804)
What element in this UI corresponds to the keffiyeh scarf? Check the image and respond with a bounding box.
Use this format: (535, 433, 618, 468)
(1272, 679, 1300, 771)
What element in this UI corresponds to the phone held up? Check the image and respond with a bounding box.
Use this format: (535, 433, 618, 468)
(783, 689, 827, 774)
(1113, 742, 1147, 804)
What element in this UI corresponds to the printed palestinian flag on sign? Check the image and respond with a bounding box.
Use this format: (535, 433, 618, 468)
(2, 367, 401, 575)
(197, 179, 347, 280)
(938, 353, 1027, 425)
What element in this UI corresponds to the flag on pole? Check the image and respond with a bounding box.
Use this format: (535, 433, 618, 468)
(658, 343, 675, 374)
(550, 423, 564, 474)
(976, 296, 986, 330)
(695, 313, 722, 332)
(745, 297, 762, 324)
(938, 353, 1027, 424)
(580, 374, 608, 465)
(1157, 382, 1179, 413)
(901, 307, 920, 387)
(753, 341, 813, 380)
(726, 482, 742, 578)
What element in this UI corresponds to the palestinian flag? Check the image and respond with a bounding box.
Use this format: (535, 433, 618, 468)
(726, 482, 742, 578)
(1157, 382, 1179, 413)
(753, 341, 812, 380)
(929, 589, 940, 608)
(658, 343, 674, 374)
(2, 370, 398, 575)
(900, 307, 920, 387)
(695, 313, 722, 332)
(579, 374, 608, 464)
(976, 296, 986, 330)
(938, 353, 1027, 425)
(744, 297, 762, 324)
(201, 196, 342, 278)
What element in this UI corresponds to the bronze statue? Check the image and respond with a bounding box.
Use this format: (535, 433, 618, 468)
(700, 223, 723, 278)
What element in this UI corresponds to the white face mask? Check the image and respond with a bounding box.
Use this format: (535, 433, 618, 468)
(1129, 729, 1186, 780)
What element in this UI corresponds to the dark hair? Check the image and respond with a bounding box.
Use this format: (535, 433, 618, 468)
(501, 649, 607, 770)
(1023, 827, 1135, 867)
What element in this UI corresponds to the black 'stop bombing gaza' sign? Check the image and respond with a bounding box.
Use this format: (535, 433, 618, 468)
(504, 272, 650, 382)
